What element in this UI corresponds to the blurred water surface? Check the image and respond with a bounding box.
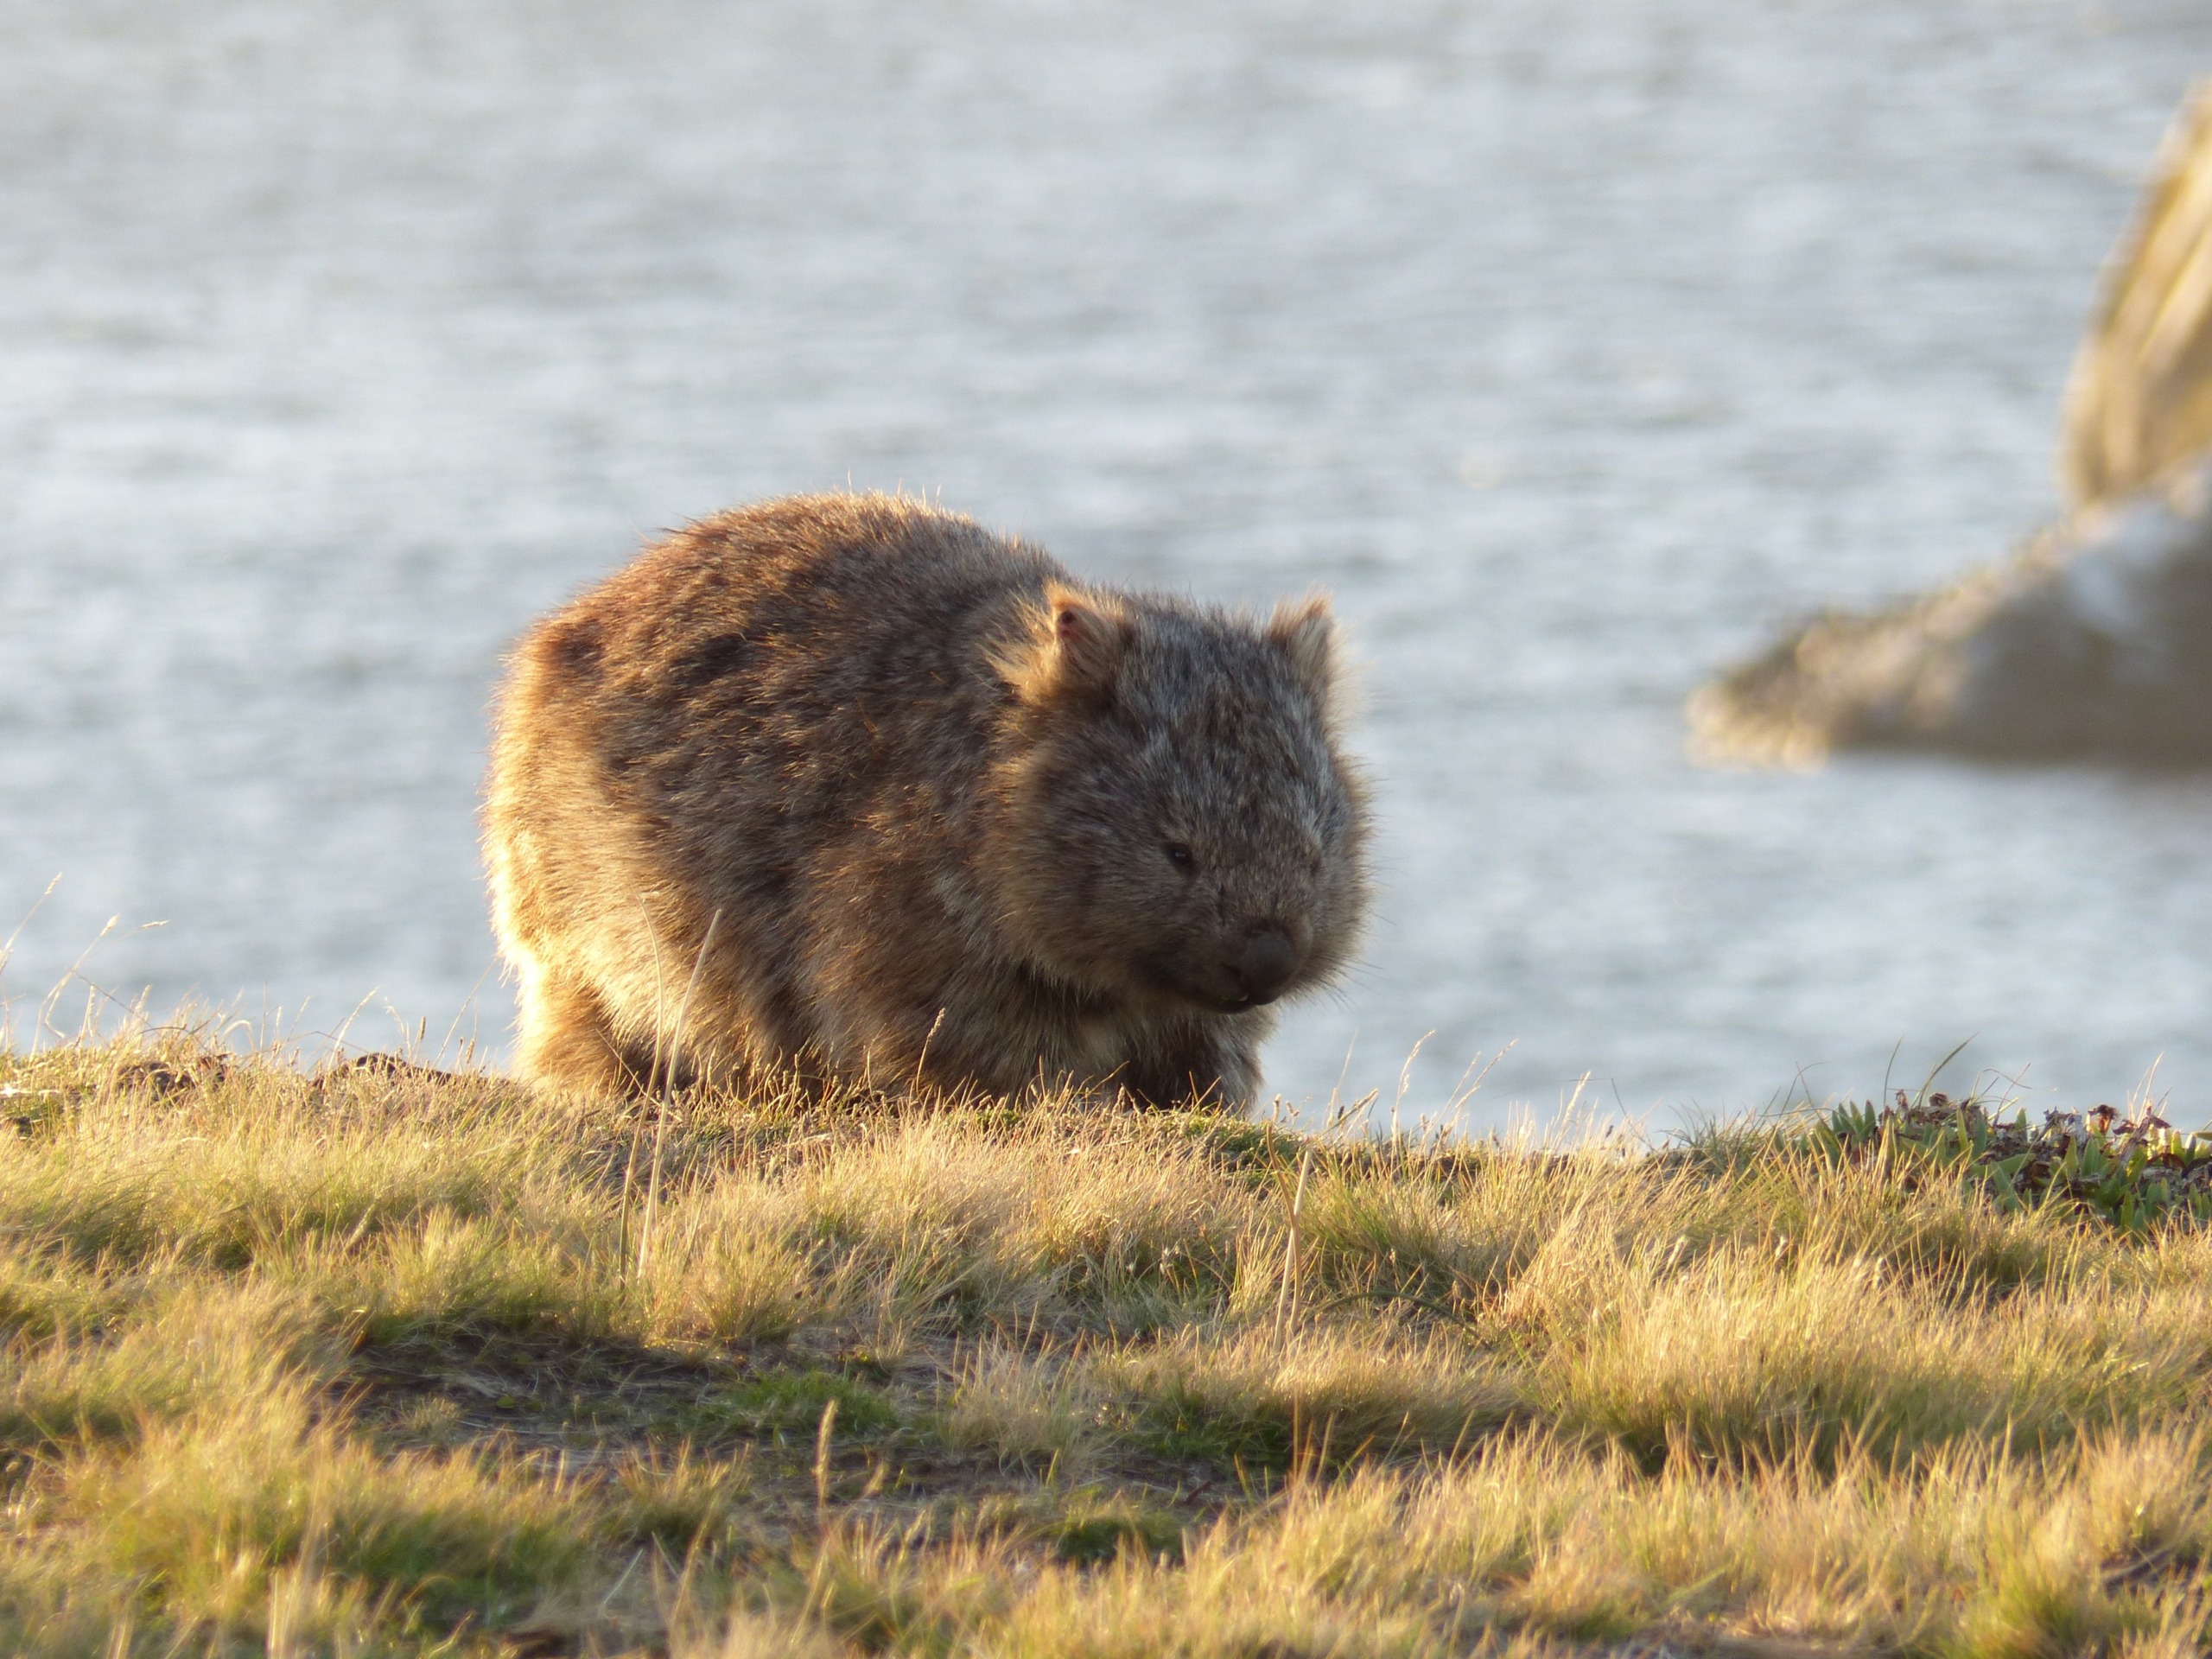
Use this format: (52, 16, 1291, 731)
(5, 0, 2212, 1127)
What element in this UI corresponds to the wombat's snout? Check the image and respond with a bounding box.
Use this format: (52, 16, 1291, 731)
(1229, 927, 1300, 1006)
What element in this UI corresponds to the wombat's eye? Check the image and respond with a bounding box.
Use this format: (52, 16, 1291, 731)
(1163, 840, 1196, 873)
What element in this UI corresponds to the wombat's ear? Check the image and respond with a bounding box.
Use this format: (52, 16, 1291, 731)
(1006, 583, 1131, 702)
(1267, 593, 1338, 703)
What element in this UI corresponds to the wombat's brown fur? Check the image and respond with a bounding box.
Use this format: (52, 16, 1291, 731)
(483, 493, 1370, 1108)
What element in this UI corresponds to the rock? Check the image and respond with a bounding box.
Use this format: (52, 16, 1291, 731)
(2062, 81, 2212, 511)
(1687, 464, 2212, 766)
(1690, 79, 2212, 768)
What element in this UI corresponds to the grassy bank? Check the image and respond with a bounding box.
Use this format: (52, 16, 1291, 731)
(0, 1034, 2209, 1656)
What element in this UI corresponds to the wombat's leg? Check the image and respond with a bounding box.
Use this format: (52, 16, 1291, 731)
(1120, 1027, 1256, 1112)
(516, 967, 651, 1096)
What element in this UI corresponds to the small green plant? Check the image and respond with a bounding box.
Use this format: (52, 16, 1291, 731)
(1806, 1090, 2212, 1231)
(693, 1368, 903, 1439)
(1049, 1497, 1184, 1566)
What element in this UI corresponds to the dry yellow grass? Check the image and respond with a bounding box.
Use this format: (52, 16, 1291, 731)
(0, 1027, 2206, 1656)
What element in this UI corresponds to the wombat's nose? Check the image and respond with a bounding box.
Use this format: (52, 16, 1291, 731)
(1230, 929, 1299, 1005)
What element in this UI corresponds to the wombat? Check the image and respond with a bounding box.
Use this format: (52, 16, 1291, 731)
(483, 493, 1370, 1108)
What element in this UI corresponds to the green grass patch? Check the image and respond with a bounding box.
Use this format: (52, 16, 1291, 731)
(691, 1367, 904, 1440)
(1047, 1495, 1185, 1566)
(1802, 1089, 2212, 1231)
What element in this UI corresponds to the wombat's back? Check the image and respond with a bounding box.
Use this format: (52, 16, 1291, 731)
(486, 494, 1061, 1092)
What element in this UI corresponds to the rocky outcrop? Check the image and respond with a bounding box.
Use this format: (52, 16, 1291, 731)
(1691, 81, 2212, 768)
(2062, 83, 2212, 511)
(1688, 466, 2212, 766)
